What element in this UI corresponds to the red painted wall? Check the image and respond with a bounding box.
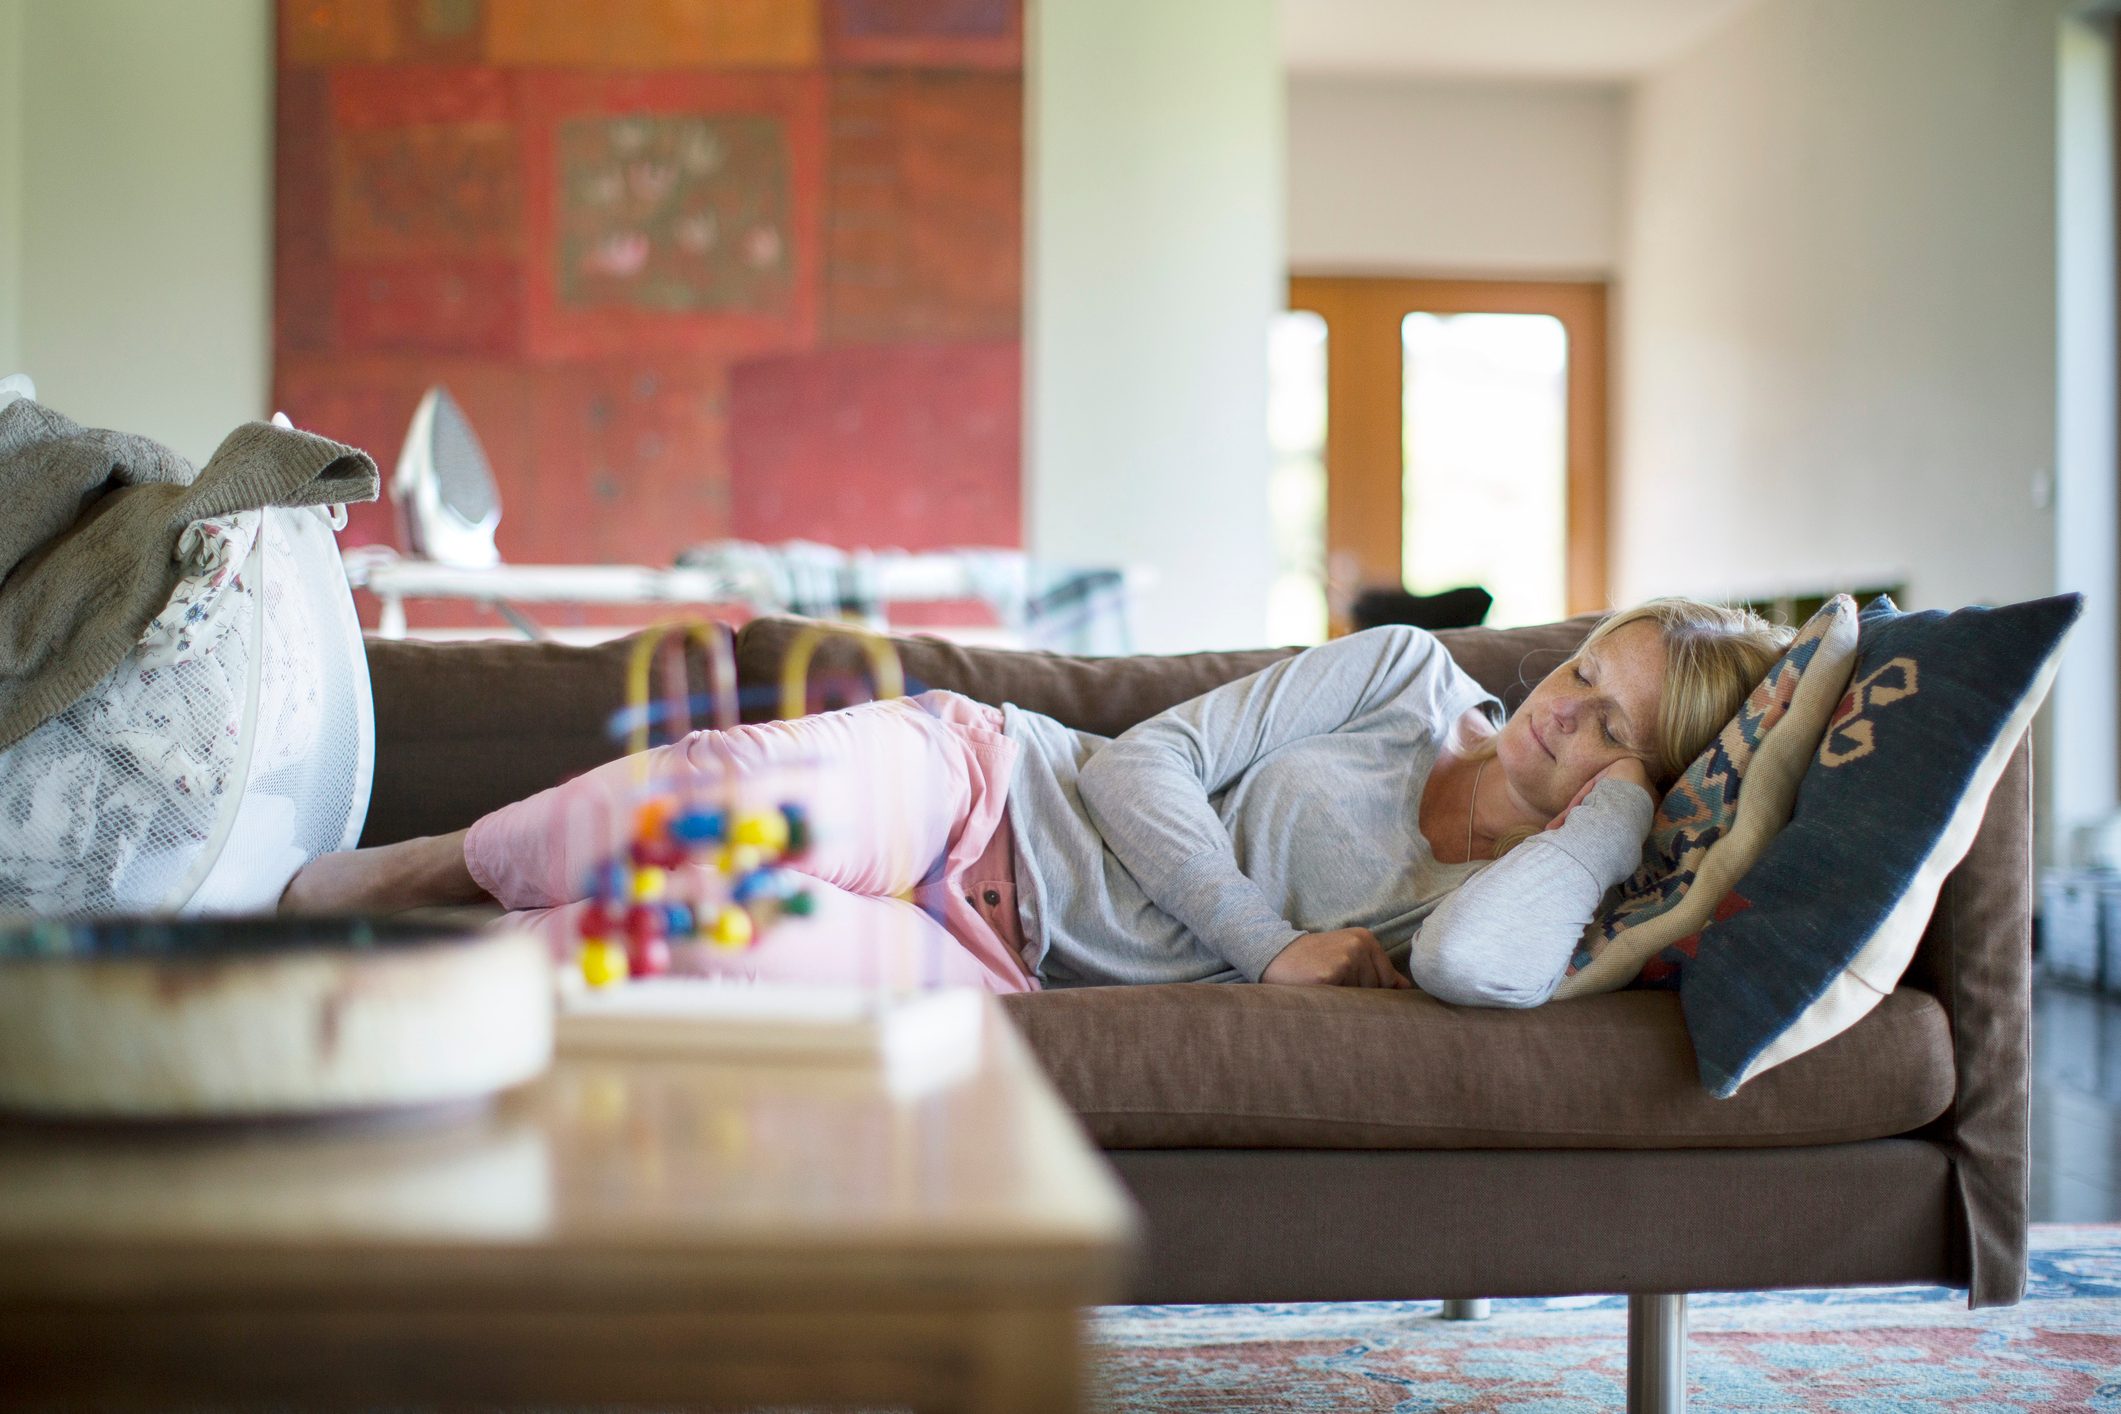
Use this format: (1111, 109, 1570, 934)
(273, 0, 1022, 581)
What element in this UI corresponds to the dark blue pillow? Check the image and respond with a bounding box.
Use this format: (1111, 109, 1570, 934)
(1680, 593, 2080, 1097)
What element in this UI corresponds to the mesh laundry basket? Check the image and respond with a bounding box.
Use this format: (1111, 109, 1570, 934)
(0, 504, 374, 917)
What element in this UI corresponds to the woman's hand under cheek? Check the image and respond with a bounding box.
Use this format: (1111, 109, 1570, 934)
(1546, 756, 1655, 831)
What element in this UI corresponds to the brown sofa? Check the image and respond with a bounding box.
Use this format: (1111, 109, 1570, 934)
(361, 614, 2031, 1412)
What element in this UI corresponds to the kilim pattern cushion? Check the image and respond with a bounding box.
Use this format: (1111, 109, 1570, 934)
(1682, 593, 2082, 1097)
(1551, 596, 1860, 1000)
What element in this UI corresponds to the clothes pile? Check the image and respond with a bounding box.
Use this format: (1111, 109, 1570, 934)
(0, 390, 380, 916)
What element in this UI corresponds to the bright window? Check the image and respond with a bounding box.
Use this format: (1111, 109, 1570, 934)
(1267, 310, 1329, 645)
(1402, 312, 1568, 629)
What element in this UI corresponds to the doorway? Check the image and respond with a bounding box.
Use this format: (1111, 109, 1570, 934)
(1272, 277, 1608, 640)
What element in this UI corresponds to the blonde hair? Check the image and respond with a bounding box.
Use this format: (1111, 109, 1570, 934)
(1471, 597, 1795, 855)
(1577, 597, 1795, 787)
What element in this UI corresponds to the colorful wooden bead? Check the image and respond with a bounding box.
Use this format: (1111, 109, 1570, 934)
(629, 836, 683, 870)
(717, 844, 763, 877)
(671, 809, 726, 845)
(782, 889, 815, 918)
(575, 746, 829, 974)
(708, 906, 754, 951)
(625, 903, 665, 945)
(730, 809, 789, 853)
(627, 931, 671, 978)
(633, 799, 672, 839)
(580, 938, 628, 988)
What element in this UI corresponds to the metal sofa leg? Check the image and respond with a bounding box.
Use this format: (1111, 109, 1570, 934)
(1440, 1299, 1490, 1320)
(1627, 1292, 1688, 1414)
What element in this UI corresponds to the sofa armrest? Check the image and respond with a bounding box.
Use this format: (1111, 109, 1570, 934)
(1904, 731, 2033, 1308)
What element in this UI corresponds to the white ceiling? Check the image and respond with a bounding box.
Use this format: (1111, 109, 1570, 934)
(1282, 0, 1768, 82)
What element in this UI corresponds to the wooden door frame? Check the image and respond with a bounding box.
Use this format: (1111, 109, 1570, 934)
(1287, 276, 1610, 617)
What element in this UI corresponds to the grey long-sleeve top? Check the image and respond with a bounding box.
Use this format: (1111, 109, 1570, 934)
(1000, 625, 1655, 1002)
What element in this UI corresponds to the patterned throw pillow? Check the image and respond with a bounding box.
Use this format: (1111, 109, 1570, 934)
(1681, 593, 2082, 1097)
(1552, 596, 1861, 1000)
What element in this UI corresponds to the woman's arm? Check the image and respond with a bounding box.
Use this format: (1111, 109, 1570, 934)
(1407, 776, 1654, 1007)
(1075, 626, 1450, 982)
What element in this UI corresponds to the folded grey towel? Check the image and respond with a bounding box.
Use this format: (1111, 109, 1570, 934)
(0, 399, 379, 752)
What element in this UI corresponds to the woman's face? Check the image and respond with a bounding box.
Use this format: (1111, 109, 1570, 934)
(1495, 619, 1668, 817)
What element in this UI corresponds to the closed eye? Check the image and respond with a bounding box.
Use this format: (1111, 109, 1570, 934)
(1574, 665, 1625, 748)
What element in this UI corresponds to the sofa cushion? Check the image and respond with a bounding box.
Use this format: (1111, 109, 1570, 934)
(359, 627, 735, 848)
(1000, 982, 1952, 1149)
(361, 635, 628, 847)
(1681, 592, 2080, 1097)
(734, 614, 1605, 738)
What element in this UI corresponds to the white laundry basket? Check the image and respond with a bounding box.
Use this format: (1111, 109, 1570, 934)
(0, 503, 374, 917)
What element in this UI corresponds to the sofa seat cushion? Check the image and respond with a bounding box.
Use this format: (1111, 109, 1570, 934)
(999, 984, 1953, 1149)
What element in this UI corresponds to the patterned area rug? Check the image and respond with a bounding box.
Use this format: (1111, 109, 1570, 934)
(1085, 1224, 2121, 1412)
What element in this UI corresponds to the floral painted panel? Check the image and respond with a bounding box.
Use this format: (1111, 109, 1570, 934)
(556, 114, 792, 316)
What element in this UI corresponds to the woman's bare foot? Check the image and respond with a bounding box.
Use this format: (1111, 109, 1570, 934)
(280, 830, 489, 915)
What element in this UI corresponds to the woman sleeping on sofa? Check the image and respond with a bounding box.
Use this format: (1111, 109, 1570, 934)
(285, 597, 1790, 1004)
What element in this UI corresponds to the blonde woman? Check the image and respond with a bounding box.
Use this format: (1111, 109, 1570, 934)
(286, 598, 1790, 1006)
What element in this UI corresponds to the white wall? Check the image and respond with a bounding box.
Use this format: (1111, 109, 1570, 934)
(1287, 75, 1622, 276)
(0, 0, 25, 375)
(2055, 12, 2118, 860)
(1619, 0, 2083, 860)
(8, 0, 1285, 653)
(1618, 0, 2068, 616)
(1029, 0, 1284, 651)
(14, 0, 270, 463)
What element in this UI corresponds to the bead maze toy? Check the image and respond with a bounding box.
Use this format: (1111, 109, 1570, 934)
(571, 621, 907, 990)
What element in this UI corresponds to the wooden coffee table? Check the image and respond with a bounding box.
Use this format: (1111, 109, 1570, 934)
(0, 989, 1137, 1411)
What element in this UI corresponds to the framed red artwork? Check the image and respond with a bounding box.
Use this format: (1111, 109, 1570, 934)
(273, 0, 1023, 582)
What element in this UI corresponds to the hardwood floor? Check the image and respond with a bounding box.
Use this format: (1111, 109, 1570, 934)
(2031, 982, 2121, 1221)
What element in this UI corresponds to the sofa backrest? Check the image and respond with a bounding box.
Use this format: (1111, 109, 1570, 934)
(360, 615, 1604, 846)
(360, 632, 647, 851)
(731, 614, 1606, 735)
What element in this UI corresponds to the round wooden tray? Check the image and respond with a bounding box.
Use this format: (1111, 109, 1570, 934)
(0, 917, 553, 1120)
